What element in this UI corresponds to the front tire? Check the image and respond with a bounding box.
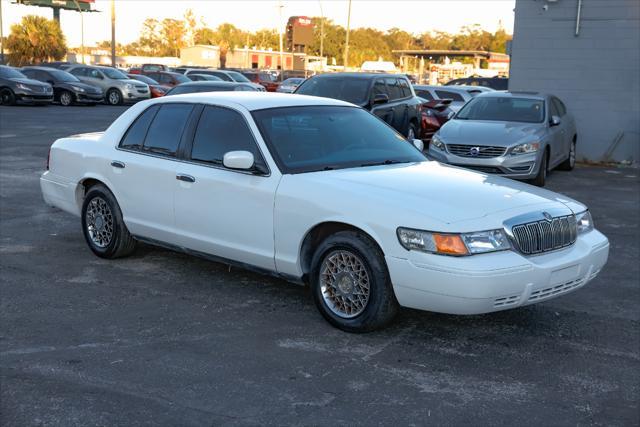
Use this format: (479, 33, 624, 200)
(106, 88, 123, 106)
(59, 90, 73, 106)
(310, 231, 398, 333)
(0, 88, 16, 106)
(81, 184, 136, 259)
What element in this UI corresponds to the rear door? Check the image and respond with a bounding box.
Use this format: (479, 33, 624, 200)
(370, 78, 395, 128)
(172, 104, 279, 270)
(109, 103, 194, 242)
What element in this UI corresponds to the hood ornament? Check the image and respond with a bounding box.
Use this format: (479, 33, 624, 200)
(542, 211, 553, 221)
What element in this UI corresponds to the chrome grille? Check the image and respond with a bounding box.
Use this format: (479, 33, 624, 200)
(511, 214, 577, 255)
(447, 144, 506, 158)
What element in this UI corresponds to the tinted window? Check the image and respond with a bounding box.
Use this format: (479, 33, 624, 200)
(457, 97, 545, 123)
(552, 97, 566, 116)
(372, 79, 386, 97)
(130, 74, 158, 85)
(69, 67, 86, 77)
(0, 66, 27, 79)
(252, 106, 425, 174)
(101, 67, 128, 79)
(385, 78, 402, 100)
(191, 106, 261, 167)
(415, 89, 434, 100)
(226, 71, 250, 82)
(167, 84, 232, 95)
(296, 77, 371, 106)
(398, 79, 412, 98)
(143, 104, 194, 156)
(209, 71, 232, 81)
(119, 105, 160, 150)
(435, 90, 465, 102)
(549, 99, 559, 117)
(88, 68, 102, 79)
(48, 69, 79, 82)
(158, 74, 172, 84)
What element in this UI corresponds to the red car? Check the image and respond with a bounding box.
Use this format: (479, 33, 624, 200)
(419, 99, 455, 144)
(127, 73, 170, 98)
(241, 71, 280, 92)
(143, 71, 191, 88)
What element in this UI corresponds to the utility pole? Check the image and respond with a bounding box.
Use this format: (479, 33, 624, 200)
(318, 0, 324, 60)
(343, 0, 351, 69)
(72, 1, 85, 64)
(278, 0, 284, 73)
(110, 0, 116, 67)
(0, 0, 4, 64)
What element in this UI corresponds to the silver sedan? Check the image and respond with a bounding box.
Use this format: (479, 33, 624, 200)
(428, 91, 577, 186)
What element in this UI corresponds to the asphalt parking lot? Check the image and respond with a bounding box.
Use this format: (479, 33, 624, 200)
(1, 104, 639, 426)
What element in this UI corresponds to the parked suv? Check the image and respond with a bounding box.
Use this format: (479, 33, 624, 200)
(66, 65, 150, 105)
(295, 73, 423, 139)
(22, 66, 103, 106)
(0, 65, 53, 105)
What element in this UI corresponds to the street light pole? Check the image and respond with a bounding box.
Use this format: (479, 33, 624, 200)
(318, 0, 324, 60)
(72, 1, 84, 64)
(0, 0, 4, 64)
(110, 0, 116, 67)
(278, 0, 284, 72)
(343, 0, 351, 69)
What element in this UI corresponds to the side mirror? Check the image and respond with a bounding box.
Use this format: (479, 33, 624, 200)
(223, 150, 254, 170)
(412, 139, 424, 151)
(372, 93, 389, 105)
(550, 115, 561, 126)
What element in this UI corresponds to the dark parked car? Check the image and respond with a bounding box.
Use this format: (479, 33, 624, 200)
(187, 74, 223, 82)
(295, 73, 423, 139)
(0, 65, 53, 106)
(127, 74, 170, 98)
(165, 81, 260, 96)
(22, 66, 103, 106)
(143, 71, 191, 87)
(446, 76, 509, 91)
(241, 70, 280, 92)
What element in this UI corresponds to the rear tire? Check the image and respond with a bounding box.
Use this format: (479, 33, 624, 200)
(530, 149, 548, 187)
(310, 231, 399, 333)
(0, 88, 16, 106)
(81, 184, 136, 259)
(558, 140, 576, 171)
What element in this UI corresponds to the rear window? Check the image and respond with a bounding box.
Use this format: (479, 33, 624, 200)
(415, 90, 434, 100)
(119, 105, 160, 150)
(295, 77, 371, 106)
(435, 90, 465, 102)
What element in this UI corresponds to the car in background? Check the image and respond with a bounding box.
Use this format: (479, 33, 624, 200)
(22, 66, 103, 106)
(414, 84, 493, 113)
(0, 65, 53, 106)
(428, 91, 577, 187)
(295, 73, 423, 139)
(143, 71, 191, 88)
(129, 64, 170, 75)
(418, 98, 455, 144)
(276, 77, 304, 93)
(165, 81, 260, 96)
(66, 65, 150, 105)
(187, 74, 223, 82)
(37, 61, 73, 69)
(241, 70, 280, 92)
(127, 74, 170, 98)
(181, 69, 266, 91)
(446, 76, 509, 90)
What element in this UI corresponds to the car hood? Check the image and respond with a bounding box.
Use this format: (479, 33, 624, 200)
(11, 77, 50, 87)
(439, 119, 545, 146)
(297, 161, 584, 226)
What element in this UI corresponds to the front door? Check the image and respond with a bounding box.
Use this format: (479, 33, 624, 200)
(173, 105, 279, 270)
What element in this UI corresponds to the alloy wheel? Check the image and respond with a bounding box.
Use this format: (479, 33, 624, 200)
(108, 90, 121, 105)
(320, 250, 371, 319)
(60, 92, 72, 106)
(85, 197, 114, 248)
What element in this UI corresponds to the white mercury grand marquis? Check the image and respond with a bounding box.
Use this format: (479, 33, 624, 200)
(40, 92, 610, 332)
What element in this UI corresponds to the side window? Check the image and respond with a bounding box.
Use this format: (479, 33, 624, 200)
(143, 104, 194, 156)
(398, 79, 412, 98)
(415, 90, 434, 100)
(147, 72, 159, 82)
(158, 74, 171, 84)
(372, 79, 386, 97)
(22, 69, 36, 79)
(88, 69, 102, 79)
(384, 78, 402, 100)
(549, 99, 560, 117)
(435, 90, 465, 102)
(119, 105, 160, 150)
(37, 70, 51, 81)
(190, 106, 263, 168)
(552, 97, 566, 116)
(69, 67, 85, 77)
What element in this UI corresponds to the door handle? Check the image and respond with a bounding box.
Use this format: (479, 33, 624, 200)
(110, 160, 125, 169)
(176, 174, 195, 183)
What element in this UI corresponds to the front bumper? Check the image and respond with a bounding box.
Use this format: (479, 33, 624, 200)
(387, 229, 609, 314)
(124, 90, 151, 102)
(428, 147, 542, 179)
(15, 92, 53, 104)
(76, 93, 104, 103)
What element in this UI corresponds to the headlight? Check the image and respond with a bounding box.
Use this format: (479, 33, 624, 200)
(576, 210, 594, 234)
(16, 83, 31, 91)
(511, 142, 540, 155)
(71, 86, 85, 92)
(125, 83, 134, 90)
(431, 134, 445, 151)
(397, 227, 511, 256)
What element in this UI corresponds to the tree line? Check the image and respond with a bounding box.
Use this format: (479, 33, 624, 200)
(4, 11, 511, 67)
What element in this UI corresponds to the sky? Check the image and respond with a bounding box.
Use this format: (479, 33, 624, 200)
(1, 0, 516, 48)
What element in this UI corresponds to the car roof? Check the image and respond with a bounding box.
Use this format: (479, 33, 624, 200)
(154, 91, 353, 110)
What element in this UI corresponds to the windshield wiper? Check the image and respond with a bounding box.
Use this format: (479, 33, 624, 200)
(359, 159, 409, 167)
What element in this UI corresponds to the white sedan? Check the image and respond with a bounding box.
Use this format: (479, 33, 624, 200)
(40, 93, 609, 332)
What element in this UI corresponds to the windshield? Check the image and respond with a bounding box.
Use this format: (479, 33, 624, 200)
(252, 106, 425, 174)
(130, 74, 158, 85)
(101, 67, 128, 79)
(295, 77, 371, 106)
(226, 71, 250, 82)
(0, 67, 27, 79)
(173, 73, 191, 83)
(49, 69, 79, 82)
(456, 96, 545, 123)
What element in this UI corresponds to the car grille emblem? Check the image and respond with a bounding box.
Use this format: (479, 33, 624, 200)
(542, 211, 553, 221)
(469, 146, 480, 156)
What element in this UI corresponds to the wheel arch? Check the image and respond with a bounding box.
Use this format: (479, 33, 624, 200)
(75, 175, 119, 213)
(298, 221, 386, 282)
